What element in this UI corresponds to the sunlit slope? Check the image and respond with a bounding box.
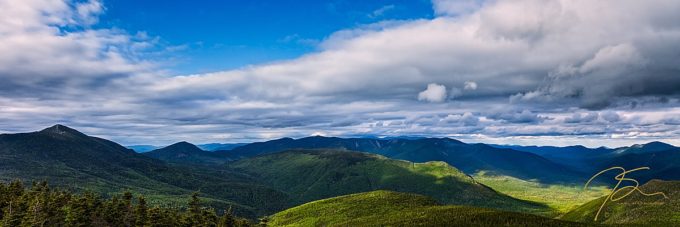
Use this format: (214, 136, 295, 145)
(562, 180, 680, 225)
(474, 171, 609, 215)
(268, 190, 584, 227)
(228, 149, 549, 213)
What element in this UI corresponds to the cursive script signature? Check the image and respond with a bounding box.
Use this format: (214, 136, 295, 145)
(584, 166, 668, 221)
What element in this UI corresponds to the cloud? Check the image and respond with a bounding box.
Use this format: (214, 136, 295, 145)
(488, 110, 546, 124)
(75, 0, 104, 25)
(1, 0, 680, 147)
(0, 0, 154, 99)
(464, 81, 478, 90)
(564, 112, 599, 123)
(432, 0, 484, 16)
(369, 5, 396, 19)
(442, 112, 479, 126)
(418, 83, 448, 102)
(601, 111, 621, 122)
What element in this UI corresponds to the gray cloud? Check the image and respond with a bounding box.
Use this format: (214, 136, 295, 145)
(564, 112, 599, 124)
(487, 110, 547, 124)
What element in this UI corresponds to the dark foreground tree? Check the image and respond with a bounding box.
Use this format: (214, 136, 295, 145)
(0, 180, 254, 227)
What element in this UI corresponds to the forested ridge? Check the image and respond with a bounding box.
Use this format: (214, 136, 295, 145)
(0, 180, 253, 227)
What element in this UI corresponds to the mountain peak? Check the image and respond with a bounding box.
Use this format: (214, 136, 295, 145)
(39, 124, 87, 137)
(159, 141, 204, 152)
(642, 141, 676, 150)
(174, 141, 194, 146)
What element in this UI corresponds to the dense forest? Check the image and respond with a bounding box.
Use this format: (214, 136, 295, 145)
(0, 180, 253, 227)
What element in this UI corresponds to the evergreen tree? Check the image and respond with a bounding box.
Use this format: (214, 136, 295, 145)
(184, 192, 203, 226)
(135, 196, 148, 227)
(122, 191, 135, 226)
(0, 181, 253, 227)
(0, 182, 5, 220)
(219, 206, 235, 227)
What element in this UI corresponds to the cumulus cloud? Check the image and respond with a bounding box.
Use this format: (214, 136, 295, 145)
(464, 81, 478, 90)
(418, 83, 447, 102)
(1, 0, 679, 147)
(442, 112, 479, 126)
(0, 0, 154, 99)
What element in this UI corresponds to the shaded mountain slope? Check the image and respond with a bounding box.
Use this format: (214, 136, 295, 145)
(198, 143, 247, 151)
(269, 190, 584, 227)
(228, 149, 550, 214)
(144, 141, 230, 165)
(501, 142, 680, 183)
(220, 136, 584, 183)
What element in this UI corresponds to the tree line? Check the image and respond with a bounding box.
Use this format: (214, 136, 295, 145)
(0, 180, 253, 227)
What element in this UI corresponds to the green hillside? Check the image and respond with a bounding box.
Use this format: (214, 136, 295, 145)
(562, 180, 680, 225)
(0, 125, 288, 217)
(227, 149, 550, 214)
(474, 171, 609, 215)
(268, 190, 584, 226)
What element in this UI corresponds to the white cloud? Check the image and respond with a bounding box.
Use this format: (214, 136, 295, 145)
(432, 0, 484, 16)
(418, 83, 448, 102)
(75, 0, 104, 25)
(464, 81, 478, 90)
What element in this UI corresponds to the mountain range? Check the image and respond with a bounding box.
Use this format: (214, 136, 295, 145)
(127, 133, 680, 185)
(2, 124, 679, 225)
(0, 125, 554, 216)
(217, 136, 586, 183)
(0, 125, 288, 217)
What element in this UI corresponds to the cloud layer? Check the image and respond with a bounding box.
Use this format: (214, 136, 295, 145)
(1, 0, 679, 147)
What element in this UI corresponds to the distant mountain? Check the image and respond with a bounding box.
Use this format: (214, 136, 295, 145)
(562, 180, 679, 225)
(498, 142, 680, 183)
(126, 145, 160, 153)
(228, 149, 549, 213)
(218, 136, 584, 183)
(612, 141, 678, 154)
(0, 125, 288, 217)
(144, 141, 231, 165)
(197, 143, 247, 151)
(491, 144, 613, 170)
(269, 190, 583, 226)
(595, 148, 680, 183)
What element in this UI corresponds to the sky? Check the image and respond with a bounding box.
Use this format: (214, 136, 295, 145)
(1, 0, 680, 147)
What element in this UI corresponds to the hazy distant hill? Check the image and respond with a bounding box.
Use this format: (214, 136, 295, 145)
(198, 143, 247, 151)
(126, 145, 160, 153)
(228, 149, 549, 214)
(269, 190, 583, 227)
(562, 180, 680, 225)
(0, 125, 288, 217)
(144, 141, 231, 165)
(219, 136, 584, 183)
